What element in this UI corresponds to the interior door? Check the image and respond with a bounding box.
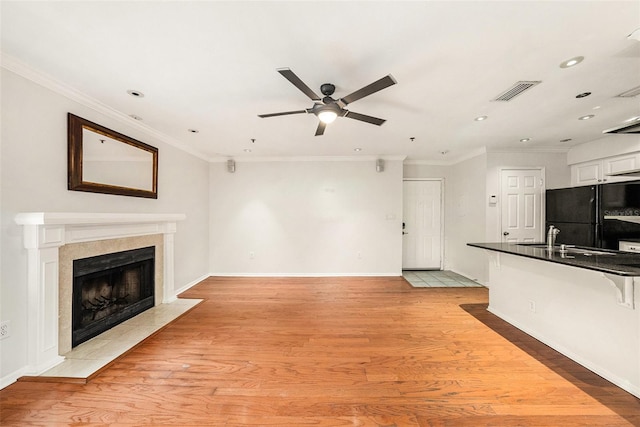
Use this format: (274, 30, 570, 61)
(402, 180, 442, 269)
(500, 169, 544, 243)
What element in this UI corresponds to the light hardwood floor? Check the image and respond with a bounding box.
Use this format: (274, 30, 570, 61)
(1, 276, 639, 426)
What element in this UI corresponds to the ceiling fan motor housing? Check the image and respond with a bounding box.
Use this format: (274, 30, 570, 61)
(320, 83, 336, 96)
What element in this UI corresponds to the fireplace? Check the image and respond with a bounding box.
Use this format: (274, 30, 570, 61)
(72, 246, 155, 347)
(15, 212, 184, 376)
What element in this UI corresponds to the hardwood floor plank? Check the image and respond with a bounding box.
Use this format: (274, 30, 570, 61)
(1, 276, 638, 426)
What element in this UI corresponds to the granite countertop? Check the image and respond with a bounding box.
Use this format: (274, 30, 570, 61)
(468, 242, 640, 276)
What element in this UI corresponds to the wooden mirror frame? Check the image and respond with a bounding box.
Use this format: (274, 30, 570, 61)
(68, 113, 158, 199)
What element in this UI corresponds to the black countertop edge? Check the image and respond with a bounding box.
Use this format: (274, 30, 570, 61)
(468, 242, 640, 277)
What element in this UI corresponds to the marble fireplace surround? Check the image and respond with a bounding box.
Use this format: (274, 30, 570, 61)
(15, 212, 185, 376)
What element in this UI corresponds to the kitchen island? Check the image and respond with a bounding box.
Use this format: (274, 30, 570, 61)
(469, 242, 640, 399)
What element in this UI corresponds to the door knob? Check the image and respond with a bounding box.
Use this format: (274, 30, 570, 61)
(402, 232, 408, 235)
(503, 231, 510, 236)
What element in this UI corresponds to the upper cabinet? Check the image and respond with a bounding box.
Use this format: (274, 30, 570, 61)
(571, 152, 640, 186)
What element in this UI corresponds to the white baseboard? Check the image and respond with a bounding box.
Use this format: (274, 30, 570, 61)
(170, 273, 211, 300)
(1, 366, 29, 390)
(209, 272, 402, 277)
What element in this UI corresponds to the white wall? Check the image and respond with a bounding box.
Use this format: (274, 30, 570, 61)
(209, 159, 403, 275)
(402, 163, 450, 180)
(0, 69, 210, 384)
(446, 154, 488, 283)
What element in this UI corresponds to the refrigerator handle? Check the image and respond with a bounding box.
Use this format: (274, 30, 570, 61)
(595, 222, 601, 248)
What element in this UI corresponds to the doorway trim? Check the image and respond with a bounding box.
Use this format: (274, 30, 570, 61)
(402, 178, 445, 270)
(498, 167, 546, 243)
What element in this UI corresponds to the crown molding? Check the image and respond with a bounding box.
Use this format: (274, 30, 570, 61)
(404, 146, 487, 166)
(1, 52, 210, 161)
(209, 155, 408, 163)
(487, 146, 569, 154)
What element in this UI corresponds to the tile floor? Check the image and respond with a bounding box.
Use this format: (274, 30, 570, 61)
(40, 298, 202, 379)
(403, 270, 483, 288)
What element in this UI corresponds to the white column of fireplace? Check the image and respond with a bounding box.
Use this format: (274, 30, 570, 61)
(14, 212, 186, 375)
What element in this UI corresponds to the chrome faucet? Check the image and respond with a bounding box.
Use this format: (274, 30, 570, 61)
(547, 225, 560, 251)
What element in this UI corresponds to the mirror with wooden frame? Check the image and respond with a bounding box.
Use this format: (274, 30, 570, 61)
(68, 113, 158, 199)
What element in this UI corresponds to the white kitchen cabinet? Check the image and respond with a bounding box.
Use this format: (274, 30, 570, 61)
(571, 159, 602, 186)
(571, 152, 640, 186)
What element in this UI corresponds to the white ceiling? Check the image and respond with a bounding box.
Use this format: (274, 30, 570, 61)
(2, 1, 640, 162)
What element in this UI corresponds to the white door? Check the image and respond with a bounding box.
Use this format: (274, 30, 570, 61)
(402, 180, 442, 269)
(500, 169, 544, 243)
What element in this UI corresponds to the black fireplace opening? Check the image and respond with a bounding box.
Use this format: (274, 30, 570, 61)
(72, 246, 155, 347)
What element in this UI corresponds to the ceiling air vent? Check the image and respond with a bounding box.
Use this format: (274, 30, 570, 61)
(492, 81, 542, 101)
(616, 85, 640, 98)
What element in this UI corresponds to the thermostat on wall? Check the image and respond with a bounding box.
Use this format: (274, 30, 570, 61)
(489, 195, 497, 205)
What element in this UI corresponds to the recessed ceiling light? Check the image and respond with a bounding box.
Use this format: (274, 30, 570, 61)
(593, 105, 601, 110)
(354, 148, 362, 152)
(129, 114, 142, 121)
(520, 138, 531, 143)
(188, 129, 199, 133)
(474, 116, 488, 121)
(578, 115, 595, 120)
(560, 138, 572, 143)
(409, 137, 415, 142)
(560, 56, 584, 68)
(576, 92, 591, 98)
(244, 149, 252, 153)
(127, 89, 145, 98)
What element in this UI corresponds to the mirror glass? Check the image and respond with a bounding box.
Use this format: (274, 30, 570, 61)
(68, 113, 158, 199)
(82, 128, 154, 191)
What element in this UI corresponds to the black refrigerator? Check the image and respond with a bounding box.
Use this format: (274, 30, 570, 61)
(545, 185, 599, 247)
(545, 181, 640, 249)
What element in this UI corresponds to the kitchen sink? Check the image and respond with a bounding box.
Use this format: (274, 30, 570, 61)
(516, 243, 616, 256)
(566, 248, 615, 256)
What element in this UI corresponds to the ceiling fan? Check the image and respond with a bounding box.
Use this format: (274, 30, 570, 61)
(258, 68, 397, 136)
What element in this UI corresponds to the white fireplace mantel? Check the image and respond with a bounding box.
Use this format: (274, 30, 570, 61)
(15, 212, 186, 375)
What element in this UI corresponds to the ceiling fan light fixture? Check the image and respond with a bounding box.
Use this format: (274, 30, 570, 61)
(318, 110, 338, 124)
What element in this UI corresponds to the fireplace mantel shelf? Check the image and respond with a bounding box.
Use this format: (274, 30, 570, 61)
(15, 212, 186, 226)
(15, 211, 186, 377)
(15, 212, 186, 249)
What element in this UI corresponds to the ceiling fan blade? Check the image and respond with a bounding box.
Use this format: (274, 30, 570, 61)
(340, 74, 397, 105)
(344, 111, 386, 126)
(315, 121, 327, 136)
(258, 110, 308, 118)
(277, 68, 321, 101)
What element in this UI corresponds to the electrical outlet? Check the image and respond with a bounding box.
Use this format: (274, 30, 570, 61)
(0, 321, 9, 340)
(249, 251, 255, 259)
(357, 251, 362, 260)
(528, 300, 536, 313)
